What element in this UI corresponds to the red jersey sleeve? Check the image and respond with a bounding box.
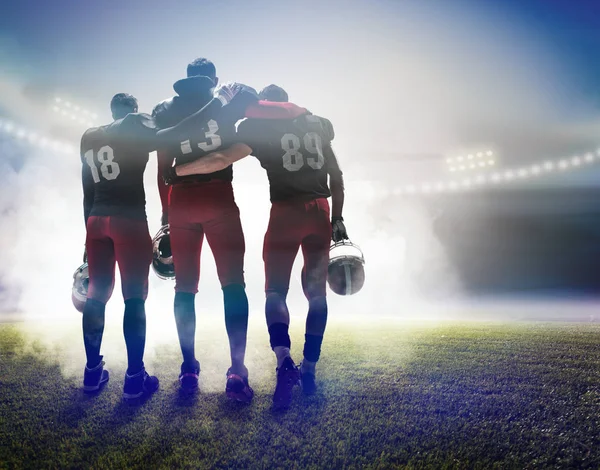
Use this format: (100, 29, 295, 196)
(245, 101, 308, 120)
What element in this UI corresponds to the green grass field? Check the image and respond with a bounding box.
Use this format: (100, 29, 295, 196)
(1, 319, 600, 469)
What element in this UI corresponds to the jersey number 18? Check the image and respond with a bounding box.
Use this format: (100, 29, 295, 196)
(84, 146, 121, 183)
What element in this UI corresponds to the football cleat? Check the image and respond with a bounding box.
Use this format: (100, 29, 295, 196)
(273, 357, 301, 410)
(225, 369, 254, 404)
(83, 357, 109, 393)
(179, 360, 200, 394)
(123, 367, 159, 401)
(327, 240, 365, 296)
(72, 263, 89, 313)
(152, 225, 175, 280)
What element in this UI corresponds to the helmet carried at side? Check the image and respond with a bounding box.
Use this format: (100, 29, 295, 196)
(72, 263, 89, 313)
(152, 225, 175, 280)
(327, 240, 365, 296)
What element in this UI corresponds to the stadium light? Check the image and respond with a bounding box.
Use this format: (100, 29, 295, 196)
(486, 150, 493, 156)
(571, 156, 581, 166)
(52, 97, 99, 127)
(584, 153, 594, 163)
(558, 160, 568, 170)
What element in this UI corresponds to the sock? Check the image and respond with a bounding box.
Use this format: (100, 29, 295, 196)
(174, 292, 196, 365)
(301, 359, 316, 375)
(274, 346, 291, 368)
(268, 322, 291, 349)
(123, 298, 146, 375)
(303, 334, 324, 363)
(222, 284, 249, 375)
(82, 299, 106, 368)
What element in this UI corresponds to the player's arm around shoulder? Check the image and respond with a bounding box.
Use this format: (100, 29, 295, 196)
(174, 143, 252, 177)
(172, 117, 256, 178)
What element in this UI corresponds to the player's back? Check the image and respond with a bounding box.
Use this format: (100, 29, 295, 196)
(237, 114, 337, 202)
(153, 96, 240, 183)
(81, 113, 154, 220)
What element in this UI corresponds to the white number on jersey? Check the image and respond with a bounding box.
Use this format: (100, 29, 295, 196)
(84, 146, 121, 183)
(280, 131, 325, 172)
(180, 119, 222, 154)
(281, 134, 304, 171)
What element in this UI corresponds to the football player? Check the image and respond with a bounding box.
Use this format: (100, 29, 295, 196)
(153, 58, 307, 402)
(171, 84, 349, 409)
(80, 93, 160, 401)
(79, 85, 245, 400)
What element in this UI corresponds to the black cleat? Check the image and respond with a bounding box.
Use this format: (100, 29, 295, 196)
(123, 367, 159, 401)
(179, 360, 200, 394)
(301, 370, 317, 396)
(226, 367, 254, 404)
(273, 357, 300, 410)
(83, 358, 109, 393)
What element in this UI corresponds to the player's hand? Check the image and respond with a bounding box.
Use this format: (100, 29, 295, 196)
(213, 82, 244, 106)
(163, 165, 177, 186)
(331, 216, 349, 242)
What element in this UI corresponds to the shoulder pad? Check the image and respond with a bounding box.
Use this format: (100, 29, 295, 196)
(321, 117, 334, 141)
(152, 97, 175, 119)
(305, 115, 334, 142)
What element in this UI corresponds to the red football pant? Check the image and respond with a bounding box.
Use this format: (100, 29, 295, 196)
(168, 181, 246, 293)
(263, 198, 332, 299)
(85, 216, 152, 303)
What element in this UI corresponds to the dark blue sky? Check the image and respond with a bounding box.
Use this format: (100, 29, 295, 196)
(2, 0, 599, 96)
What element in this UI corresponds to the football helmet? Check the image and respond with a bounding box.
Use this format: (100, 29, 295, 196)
(327, 240, 365, 296)
(72, 263, 89, 313)
(152, 225, 175, 280)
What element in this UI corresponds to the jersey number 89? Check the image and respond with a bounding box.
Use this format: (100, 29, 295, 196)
(281, 132, 324, 172)
(84, 146, 121, 183)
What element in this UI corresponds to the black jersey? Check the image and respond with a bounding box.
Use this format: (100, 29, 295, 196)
(237, 114, 342, 202)
(152, 94, 240, 184)
(81, 113, 156, 221)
